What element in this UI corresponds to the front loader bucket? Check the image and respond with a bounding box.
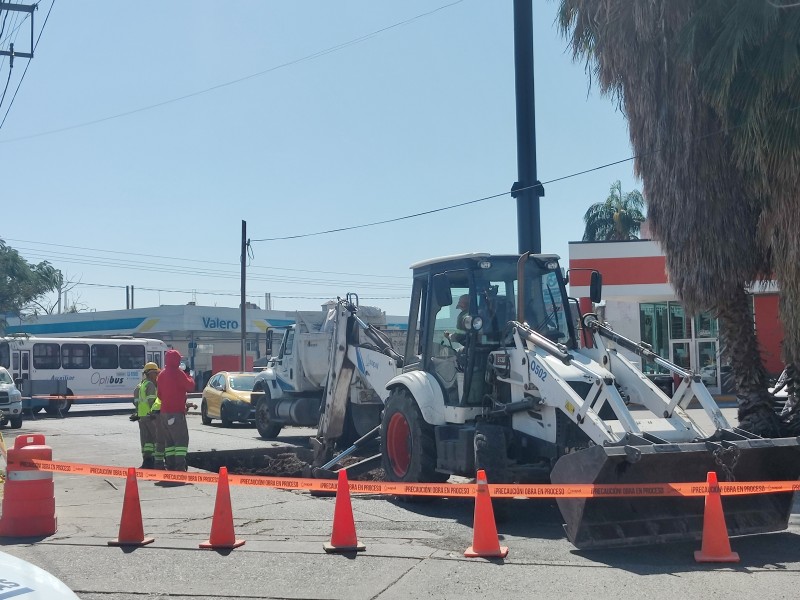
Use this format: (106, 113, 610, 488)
(550, 437, 800, 549)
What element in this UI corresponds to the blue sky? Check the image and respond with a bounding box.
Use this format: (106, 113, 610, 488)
(1, 0, 638, 317)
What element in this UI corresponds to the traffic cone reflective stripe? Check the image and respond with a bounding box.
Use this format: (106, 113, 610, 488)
(200, 466, 245, 549)
(694, 471, 739, 563)
(108, 467, 154, 547)
(323, 469, 365, 553)
(464, 469, 508, 558)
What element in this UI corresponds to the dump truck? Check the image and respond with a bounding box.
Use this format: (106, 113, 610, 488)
(251, 298, 399, 443)
(312, 252, 800, 549)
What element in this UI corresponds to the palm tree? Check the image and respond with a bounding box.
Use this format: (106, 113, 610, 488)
(582, 180, 646, 241)
(558, 0, 781, 435)
(677, 1, 800, 432)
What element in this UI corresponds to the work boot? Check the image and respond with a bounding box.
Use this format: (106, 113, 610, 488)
(140, 456, 155, 469)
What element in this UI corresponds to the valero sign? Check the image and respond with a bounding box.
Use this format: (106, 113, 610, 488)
(202, 317, 239, 330)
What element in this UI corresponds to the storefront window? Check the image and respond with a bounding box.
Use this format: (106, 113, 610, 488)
(640, 302, 669, 373)
(694, 313, 718, 338)
(669, 304, 690, 339)
(639, 302, 720, 375)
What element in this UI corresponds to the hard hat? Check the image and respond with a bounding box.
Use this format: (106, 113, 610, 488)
(143, 362, 160, 374)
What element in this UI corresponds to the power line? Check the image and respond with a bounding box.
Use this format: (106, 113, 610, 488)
(0, 63, 12, 108)
(3, 237, 408, 280)
(15, 249, 408, 289)
(250, 102, 800, 244)
(0, 0, 55, 131)
(72, 280, 408, 302)
(0, 0, 463, 143)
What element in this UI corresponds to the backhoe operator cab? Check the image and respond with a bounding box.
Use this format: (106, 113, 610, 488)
(404, 253, 571, 410)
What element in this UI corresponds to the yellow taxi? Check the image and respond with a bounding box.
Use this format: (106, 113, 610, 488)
(200, 371, 258, 427)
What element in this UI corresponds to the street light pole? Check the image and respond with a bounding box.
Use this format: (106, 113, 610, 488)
(240, 220, 247, 372)
(512, 0, 543, 254)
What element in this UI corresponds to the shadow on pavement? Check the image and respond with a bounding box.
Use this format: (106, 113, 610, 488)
(573, 531, 800, 573)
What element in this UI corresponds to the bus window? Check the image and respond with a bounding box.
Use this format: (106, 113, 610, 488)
(0, 342, 9, 368)
(33, 343, 61, 369)
(91, 344, 119, 369)
(120, 345, 145, 369)
(146, 352, 162, 368)
(62, 343, 90, 369)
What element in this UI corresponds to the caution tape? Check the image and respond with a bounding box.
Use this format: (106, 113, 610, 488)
(29, 395, 133, 401)
(7, 457, 800, 498)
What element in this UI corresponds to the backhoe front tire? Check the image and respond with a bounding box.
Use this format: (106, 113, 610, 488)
(381, 388, 448, 483)
(255, 388, 282, 439)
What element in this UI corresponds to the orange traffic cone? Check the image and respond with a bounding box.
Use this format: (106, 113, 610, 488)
(694, 471, 739, 563)
(323, 469, 365, 553)
(108, 467, 154, 547)
(200, 467, 245, 550)
(464, 469, 508, 558)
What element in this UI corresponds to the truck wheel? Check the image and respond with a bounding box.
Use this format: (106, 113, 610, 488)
(9, 415, 23, 429)
(381, 388, 448, 483)
(220, 404, 233, 428)
(200, 399, 212, 425)
(45, 395, 73, 415)
(255, 389, 282, 439)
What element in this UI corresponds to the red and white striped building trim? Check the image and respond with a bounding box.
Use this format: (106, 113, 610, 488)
(567, 239, 783, 376)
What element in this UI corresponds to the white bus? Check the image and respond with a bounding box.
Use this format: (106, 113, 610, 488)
(0, 336, 168, 414)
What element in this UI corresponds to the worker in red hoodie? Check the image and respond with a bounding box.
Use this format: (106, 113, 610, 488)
(156, 349, 195, 472)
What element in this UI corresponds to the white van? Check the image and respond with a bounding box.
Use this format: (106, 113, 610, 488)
(0, 366, 23, 428)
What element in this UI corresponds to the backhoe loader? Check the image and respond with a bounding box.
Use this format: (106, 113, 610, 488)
(312, 252, 800, 548)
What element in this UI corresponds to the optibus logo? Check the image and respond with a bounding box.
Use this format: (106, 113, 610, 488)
(91, 372, 126, 385)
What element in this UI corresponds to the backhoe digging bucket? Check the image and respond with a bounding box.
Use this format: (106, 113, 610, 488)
(550, 437, 800, 549)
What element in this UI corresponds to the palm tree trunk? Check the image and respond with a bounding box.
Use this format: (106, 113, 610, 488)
(715, 288, 780, 436)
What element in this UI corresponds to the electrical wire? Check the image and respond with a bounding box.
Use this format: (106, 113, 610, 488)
(72, 280, 408, 302)
(0, 0, 55, 130)
(0, 0, 463, 143)
(0, 64, 12, 108)
(4, 237, 407, 280)
(249, 102, 800, 243)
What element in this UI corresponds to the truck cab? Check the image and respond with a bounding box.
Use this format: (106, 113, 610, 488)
(0, 366, 23, 428)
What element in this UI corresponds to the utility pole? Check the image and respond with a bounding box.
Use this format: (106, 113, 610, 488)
(240, 220, 247, 371)
(511, 0, 543, 254)
(0, 3, 36, 65)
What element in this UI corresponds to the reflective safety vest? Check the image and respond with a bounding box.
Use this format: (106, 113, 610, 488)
(136, 380, 159, 417)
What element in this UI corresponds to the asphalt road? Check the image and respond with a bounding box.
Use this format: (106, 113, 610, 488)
(0, 405, 798, 600)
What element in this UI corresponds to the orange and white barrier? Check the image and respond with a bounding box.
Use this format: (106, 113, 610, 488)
(0, 434, 58, 538)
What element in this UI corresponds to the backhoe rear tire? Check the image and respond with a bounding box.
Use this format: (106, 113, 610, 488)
(381, 388, 448, 483)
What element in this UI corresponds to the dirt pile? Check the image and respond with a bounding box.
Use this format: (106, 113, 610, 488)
(189, 448, 385, 481)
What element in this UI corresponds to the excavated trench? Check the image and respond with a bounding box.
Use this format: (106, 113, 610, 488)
(187, 446, 385, 481)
